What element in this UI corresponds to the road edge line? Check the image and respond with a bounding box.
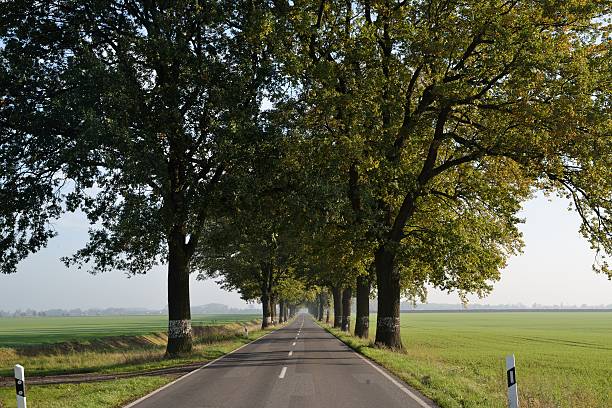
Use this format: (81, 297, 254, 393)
(123, 321, 290, 408)
(313, 318, 437, 408)
(352, 352, 433, 408)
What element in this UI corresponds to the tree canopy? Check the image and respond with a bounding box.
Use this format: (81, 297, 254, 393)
(1, 0, 610, 351)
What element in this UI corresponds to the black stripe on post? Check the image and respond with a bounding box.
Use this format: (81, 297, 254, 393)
(15, 378, 25, 397)
(507, 367, 516, 387)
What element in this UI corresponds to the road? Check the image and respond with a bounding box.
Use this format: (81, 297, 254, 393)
(126, 314, 437, 408)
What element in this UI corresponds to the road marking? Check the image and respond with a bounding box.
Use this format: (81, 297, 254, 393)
(352, 351, 432, 408)
(292, 342, 296, 346)
(123, 328, 280, 408)
(279, 366, 287, 379)
(288, 351, 293, 357)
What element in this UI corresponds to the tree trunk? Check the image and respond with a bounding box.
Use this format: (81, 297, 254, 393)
(355, 275, 370, 338)
(332, 286, 342, 328)
(374, 246, 403, 349)
(166, 231, 193, 355)
(270, 295, 277, 325)
(326, 307, 330, 323)
(341, 287, 352, 332)
(281, 302, 286, 322)
(261, 291, 271, 329)
(318, 293, 324, 321)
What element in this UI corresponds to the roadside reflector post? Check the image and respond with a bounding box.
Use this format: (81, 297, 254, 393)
(15, 364, 27, 408)
(505, 355, 519, 408)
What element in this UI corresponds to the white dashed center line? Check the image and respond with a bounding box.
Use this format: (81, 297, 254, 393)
(292, 342, 296, 346)
(279, 366, 287, 379)
(288, 351, 293, 357)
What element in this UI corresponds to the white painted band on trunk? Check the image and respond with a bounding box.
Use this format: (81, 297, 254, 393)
(168, 319, 192, 339)
(378, 316, 400, 330)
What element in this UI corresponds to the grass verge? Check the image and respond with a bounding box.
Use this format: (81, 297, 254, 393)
(0, 321, 262, 378)
(0, 319, 282, 408)
(0, 375, 173, 408)
(320, 313, 611, 408)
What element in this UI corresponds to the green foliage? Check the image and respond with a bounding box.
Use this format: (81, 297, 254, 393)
(1, 1, 610, 338)
(0, 1, 273, 274)
(192, 130, 307, 304)
(275, 0, 612, 302)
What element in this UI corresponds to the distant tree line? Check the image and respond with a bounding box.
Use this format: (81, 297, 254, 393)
(1, 1, 610, 354)
(0, 303, 263, 317)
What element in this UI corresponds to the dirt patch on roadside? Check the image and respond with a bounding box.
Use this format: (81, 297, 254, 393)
(0, 362, 200, 386)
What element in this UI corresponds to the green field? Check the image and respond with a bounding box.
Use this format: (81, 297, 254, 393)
(331, 312, 612, 408)
(0, 314, 259, 347)
(0, 330, 273, 408)
(0, 315, 272, 408)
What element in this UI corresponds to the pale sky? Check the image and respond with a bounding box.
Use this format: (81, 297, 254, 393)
(0, 194, 610, 312)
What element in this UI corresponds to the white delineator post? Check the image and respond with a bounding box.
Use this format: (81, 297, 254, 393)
(505, 355, 519, 408)
(15, 364, 27, 408)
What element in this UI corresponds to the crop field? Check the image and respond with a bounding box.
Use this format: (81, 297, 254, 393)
(333, 311, 612, 408)
(0, 315, 269, 407)
(0, 314, 260, 347)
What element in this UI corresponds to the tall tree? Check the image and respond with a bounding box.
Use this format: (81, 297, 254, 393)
(193, 121, 306, 328)
(0, 1, 274, 354)
(277, 0, 612, 348)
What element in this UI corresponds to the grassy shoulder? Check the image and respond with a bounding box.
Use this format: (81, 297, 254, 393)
(0, 321, 264, 378)
(0, 320, 279, 408)
(321, 313, 612, 408)
(0, 375, 173, 408)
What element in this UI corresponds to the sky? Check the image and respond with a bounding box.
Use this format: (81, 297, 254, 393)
(0, 194, 611, 312)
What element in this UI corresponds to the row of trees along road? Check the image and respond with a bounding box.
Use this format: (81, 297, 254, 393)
(1, 1, 611, 353)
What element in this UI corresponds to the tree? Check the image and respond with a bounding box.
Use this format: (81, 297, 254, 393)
(277, 0, 612, 348)
(0, 1, 274, 354)
(340, 287, 352, 331)
(354, 272, 373, 338)
(193, 122, 307, 328)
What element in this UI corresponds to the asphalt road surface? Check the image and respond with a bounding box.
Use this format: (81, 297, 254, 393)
(126, 314, 437, 408)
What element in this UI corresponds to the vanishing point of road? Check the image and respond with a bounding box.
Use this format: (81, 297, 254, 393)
(126, 314, 437, 408)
